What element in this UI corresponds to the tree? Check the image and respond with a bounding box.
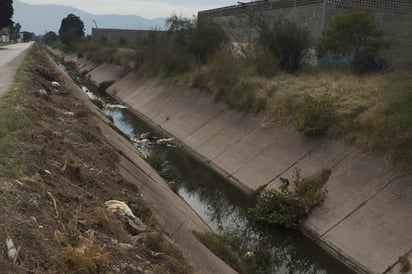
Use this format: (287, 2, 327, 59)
(58, 14, 85, 45)
(42, 31, 58, 44)
(166, 14, 227, 63)
(186, 21, 227, 63)
(166, 14, 194, 32)
(317, 7, 382, 73)
(258, 19, 310, 73)
(9, 22, 20, 41)
(166, 14, 195, 49)
(0, 0, 14, 29)
(22, 31, 34, 42)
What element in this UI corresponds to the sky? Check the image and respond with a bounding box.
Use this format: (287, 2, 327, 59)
(19, 0, 238, 18)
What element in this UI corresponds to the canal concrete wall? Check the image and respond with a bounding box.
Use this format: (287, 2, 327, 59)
(68, 59, 411, 274)
(51, 52, 238, 274)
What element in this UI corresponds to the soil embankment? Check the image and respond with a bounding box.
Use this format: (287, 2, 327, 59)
(61, 57, 412, 274)
(0, 44, 237, 273)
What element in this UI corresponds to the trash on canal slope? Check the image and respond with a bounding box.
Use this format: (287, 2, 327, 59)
(105, 104, 128, 109)
(156, 138, 175, 145)
(132, 138, 152, 146)
(51, 81, 60, 88)
(6, 237, 19, 262)
(105, 200, 137, 218)
(105, 200, 147, 234)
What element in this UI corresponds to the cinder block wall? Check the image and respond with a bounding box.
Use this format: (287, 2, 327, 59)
(198, 0, 412, 42)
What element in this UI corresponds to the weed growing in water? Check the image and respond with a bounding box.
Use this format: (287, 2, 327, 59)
(249, 168, 330, 229)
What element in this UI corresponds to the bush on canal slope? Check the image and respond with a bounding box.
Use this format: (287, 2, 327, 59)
(250, 168, 330, 229)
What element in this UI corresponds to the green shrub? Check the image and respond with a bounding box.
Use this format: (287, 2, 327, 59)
(295, 95, 335, 136)
(223, 81, 266, 113)
(112, 48, 137, 66)
(249, 168, 330, 229)
(186, 20, 227, 63)
(316, 7, 382, 73)
(166, 14, 227, 63)
(161, 52, 194, 76)
(259, 19, 310, 73)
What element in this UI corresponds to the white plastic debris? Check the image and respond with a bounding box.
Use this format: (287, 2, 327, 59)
(38, 89, 48, 98)
(105, 104, 128, 109)
(51, 81, 60, 88)
(82, 86, 90, 93)
(132, 138, 151, 146)
(139, 132, 152, 139)
(6, 237, 17, 262)
(105, 200, 137, 219)
(62, 111, 74, 116)
(156, 138, 175, 145)
(244, 251, 254, 258)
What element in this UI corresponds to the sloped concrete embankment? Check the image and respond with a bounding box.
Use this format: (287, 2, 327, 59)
(74, 58, 410, 274)
(50, 51, 237, 274)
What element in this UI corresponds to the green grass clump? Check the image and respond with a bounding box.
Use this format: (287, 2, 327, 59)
(0, 48, 33, 178)
(215, 81, 267, 113)
(295, 95, 335, 136)
(249, 168, 330, 229)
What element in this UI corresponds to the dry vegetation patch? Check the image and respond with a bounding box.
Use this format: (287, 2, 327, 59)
(0, 44, 193, 274)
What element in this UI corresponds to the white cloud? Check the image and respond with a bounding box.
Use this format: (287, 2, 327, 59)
(19, 0, 235, 18)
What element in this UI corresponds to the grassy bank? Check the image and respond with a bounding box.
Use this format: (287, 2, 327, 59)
(0, 49, 32, 178)
(51, 34, 412, 166)
(0, 43, 194, 274)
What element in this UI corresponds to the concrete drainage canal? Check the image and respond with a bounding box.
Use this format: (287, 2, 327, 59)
(63, 62, 354, 274)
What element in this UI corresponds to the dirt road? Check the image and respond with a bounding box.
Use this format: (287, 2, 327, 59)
(0, 42, 32, 97)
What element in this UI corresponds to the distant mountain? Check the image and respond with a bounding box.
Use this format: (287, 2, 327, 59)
(12, 0, 167, 35)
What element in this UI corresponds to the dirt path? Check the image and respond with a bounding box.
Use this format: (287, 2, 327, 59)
(0, 42, 32, 98)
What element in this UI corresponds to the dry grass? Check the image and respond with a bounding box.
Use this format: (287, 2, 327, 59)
(67, 38, 412, 165)
(264, 71, 383, 124)
(0, 43, 194, 274)
(111, 48, 137, 68)
(399, 253, 411, 273)
(259, 69, 412, 164)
